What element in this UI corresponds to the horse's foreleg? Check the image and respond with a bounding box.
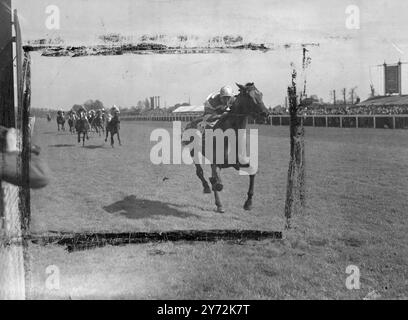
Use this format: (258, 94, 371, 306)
(243, 175, 255, 210)
(105, 129, 109, 142)
(195, 164, 211, 193)
(210, 165, 224, 213)
(111, 132, 114, 148)
(117, 131, 122, 146)
(77, 132, 81, 143)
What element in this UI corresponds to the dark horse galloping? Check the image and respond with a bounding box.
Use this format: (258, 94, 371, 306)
(56, 113, 66, 131)
(75, 113, 90, 146)
(91, 112, 105, 136)
(105, 113, 121, 147)
(184, 83, 269, 213)
(68, 113, 77, 134)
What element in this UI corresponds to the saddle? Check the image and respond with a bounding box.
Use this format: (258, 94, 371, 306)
(196, 112, 227, 134)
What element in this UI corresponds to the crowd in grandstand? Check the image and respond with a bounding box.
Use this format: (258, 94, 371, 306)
(272, 105, 408, 115)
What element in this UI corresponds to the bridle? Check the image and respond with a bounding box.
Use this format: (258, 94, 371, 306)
(225, 90, 268, 118)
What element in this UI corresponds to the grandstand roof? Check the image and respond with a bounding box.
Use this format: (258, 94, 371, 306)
(173, 105, 204, 113)
(358, 95, 408, 106)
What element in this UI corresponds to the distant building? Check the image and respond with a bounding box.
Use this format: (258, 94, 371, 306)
(172, 105, 204, 116)
(357, 95, 408, 107)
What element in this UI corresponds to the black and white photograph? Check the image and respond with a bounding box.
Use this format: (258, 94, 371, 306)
(0, 0, 407, 303)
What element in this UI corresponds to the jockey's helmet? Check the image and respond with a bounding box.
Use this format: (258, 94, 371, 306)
(220, 85, 233, 97)
(111, 105, 120, 113)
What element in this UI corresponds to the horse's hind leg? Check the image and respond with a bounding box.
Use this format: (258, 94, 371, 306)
(195, 164, 211, 194)
(209, 165, 223, 192)
(111, 133, 114, 148)
(105, 129, 109, 142)
(77, 132, 81, 143)
(243, 174, 255, 210)
(210, 165, 224, 213)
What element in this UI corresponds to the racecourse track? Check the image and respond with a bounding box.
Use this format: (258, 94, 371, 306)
(28, 118, 408, 299)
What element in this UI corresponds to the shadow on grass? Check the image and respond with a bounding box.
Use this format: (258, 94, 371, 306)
(49, 144, 76, 148)
(103, 195, 200, 219)
(83, 145, 105, 149)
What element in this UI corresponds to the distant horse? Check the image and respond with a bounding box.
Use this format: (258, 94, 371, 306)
(75, 113, 90, 146)
(91, 112, 105, 136)
(105, 113, 121, 147)
(88, 111, 96, 132)
(184, 83, 269, 213)
(47, 114, 52, 122)
(56, 113, 66, 131)
(68, 113, 77, 134)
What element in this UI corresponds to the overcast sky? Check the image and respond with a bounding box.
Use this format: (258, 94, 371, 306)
(11, 0, 408, 45)
(10, 0, 408, 108)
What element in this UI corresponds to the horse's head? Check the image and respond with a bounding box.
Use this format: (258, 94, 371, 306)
(232, 83, 269, 118)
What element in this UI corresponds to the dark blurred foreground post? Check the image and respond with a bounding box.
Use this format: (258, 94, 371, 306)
(284, 52, 307, 229)
(0, 0, 27, 300)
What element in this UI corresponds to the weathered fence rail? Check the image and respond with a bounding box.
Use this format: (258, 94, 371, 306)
(121, 114, 408, 129)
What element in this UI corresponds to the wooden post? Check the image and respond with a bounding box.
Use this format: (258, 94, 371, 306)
(284, 67, 306, 229)
(0, 5, 30, 300)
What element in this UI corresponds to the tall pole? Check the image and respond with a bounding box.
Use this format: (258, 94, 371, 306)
(0, 0, 15, 126)
(333, 90, 336, 105)
(342, 88, 346, 105)
(351, 88, 354, 104)
(284, 49, 307, 229)
(398, 61, 402, 96)
(0, 0, 26, 300)
(383, 62, 387, 95)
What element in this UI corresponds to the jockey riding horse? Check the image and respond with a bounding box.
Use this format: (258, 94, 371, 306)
(91, 109, 105, 136)
(56, 110, 66, 131)
(105, 105, 122, 147)
(184, 83, 269, 213)
(67, 111, 77, 134)
(75, 109, 90, 146)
